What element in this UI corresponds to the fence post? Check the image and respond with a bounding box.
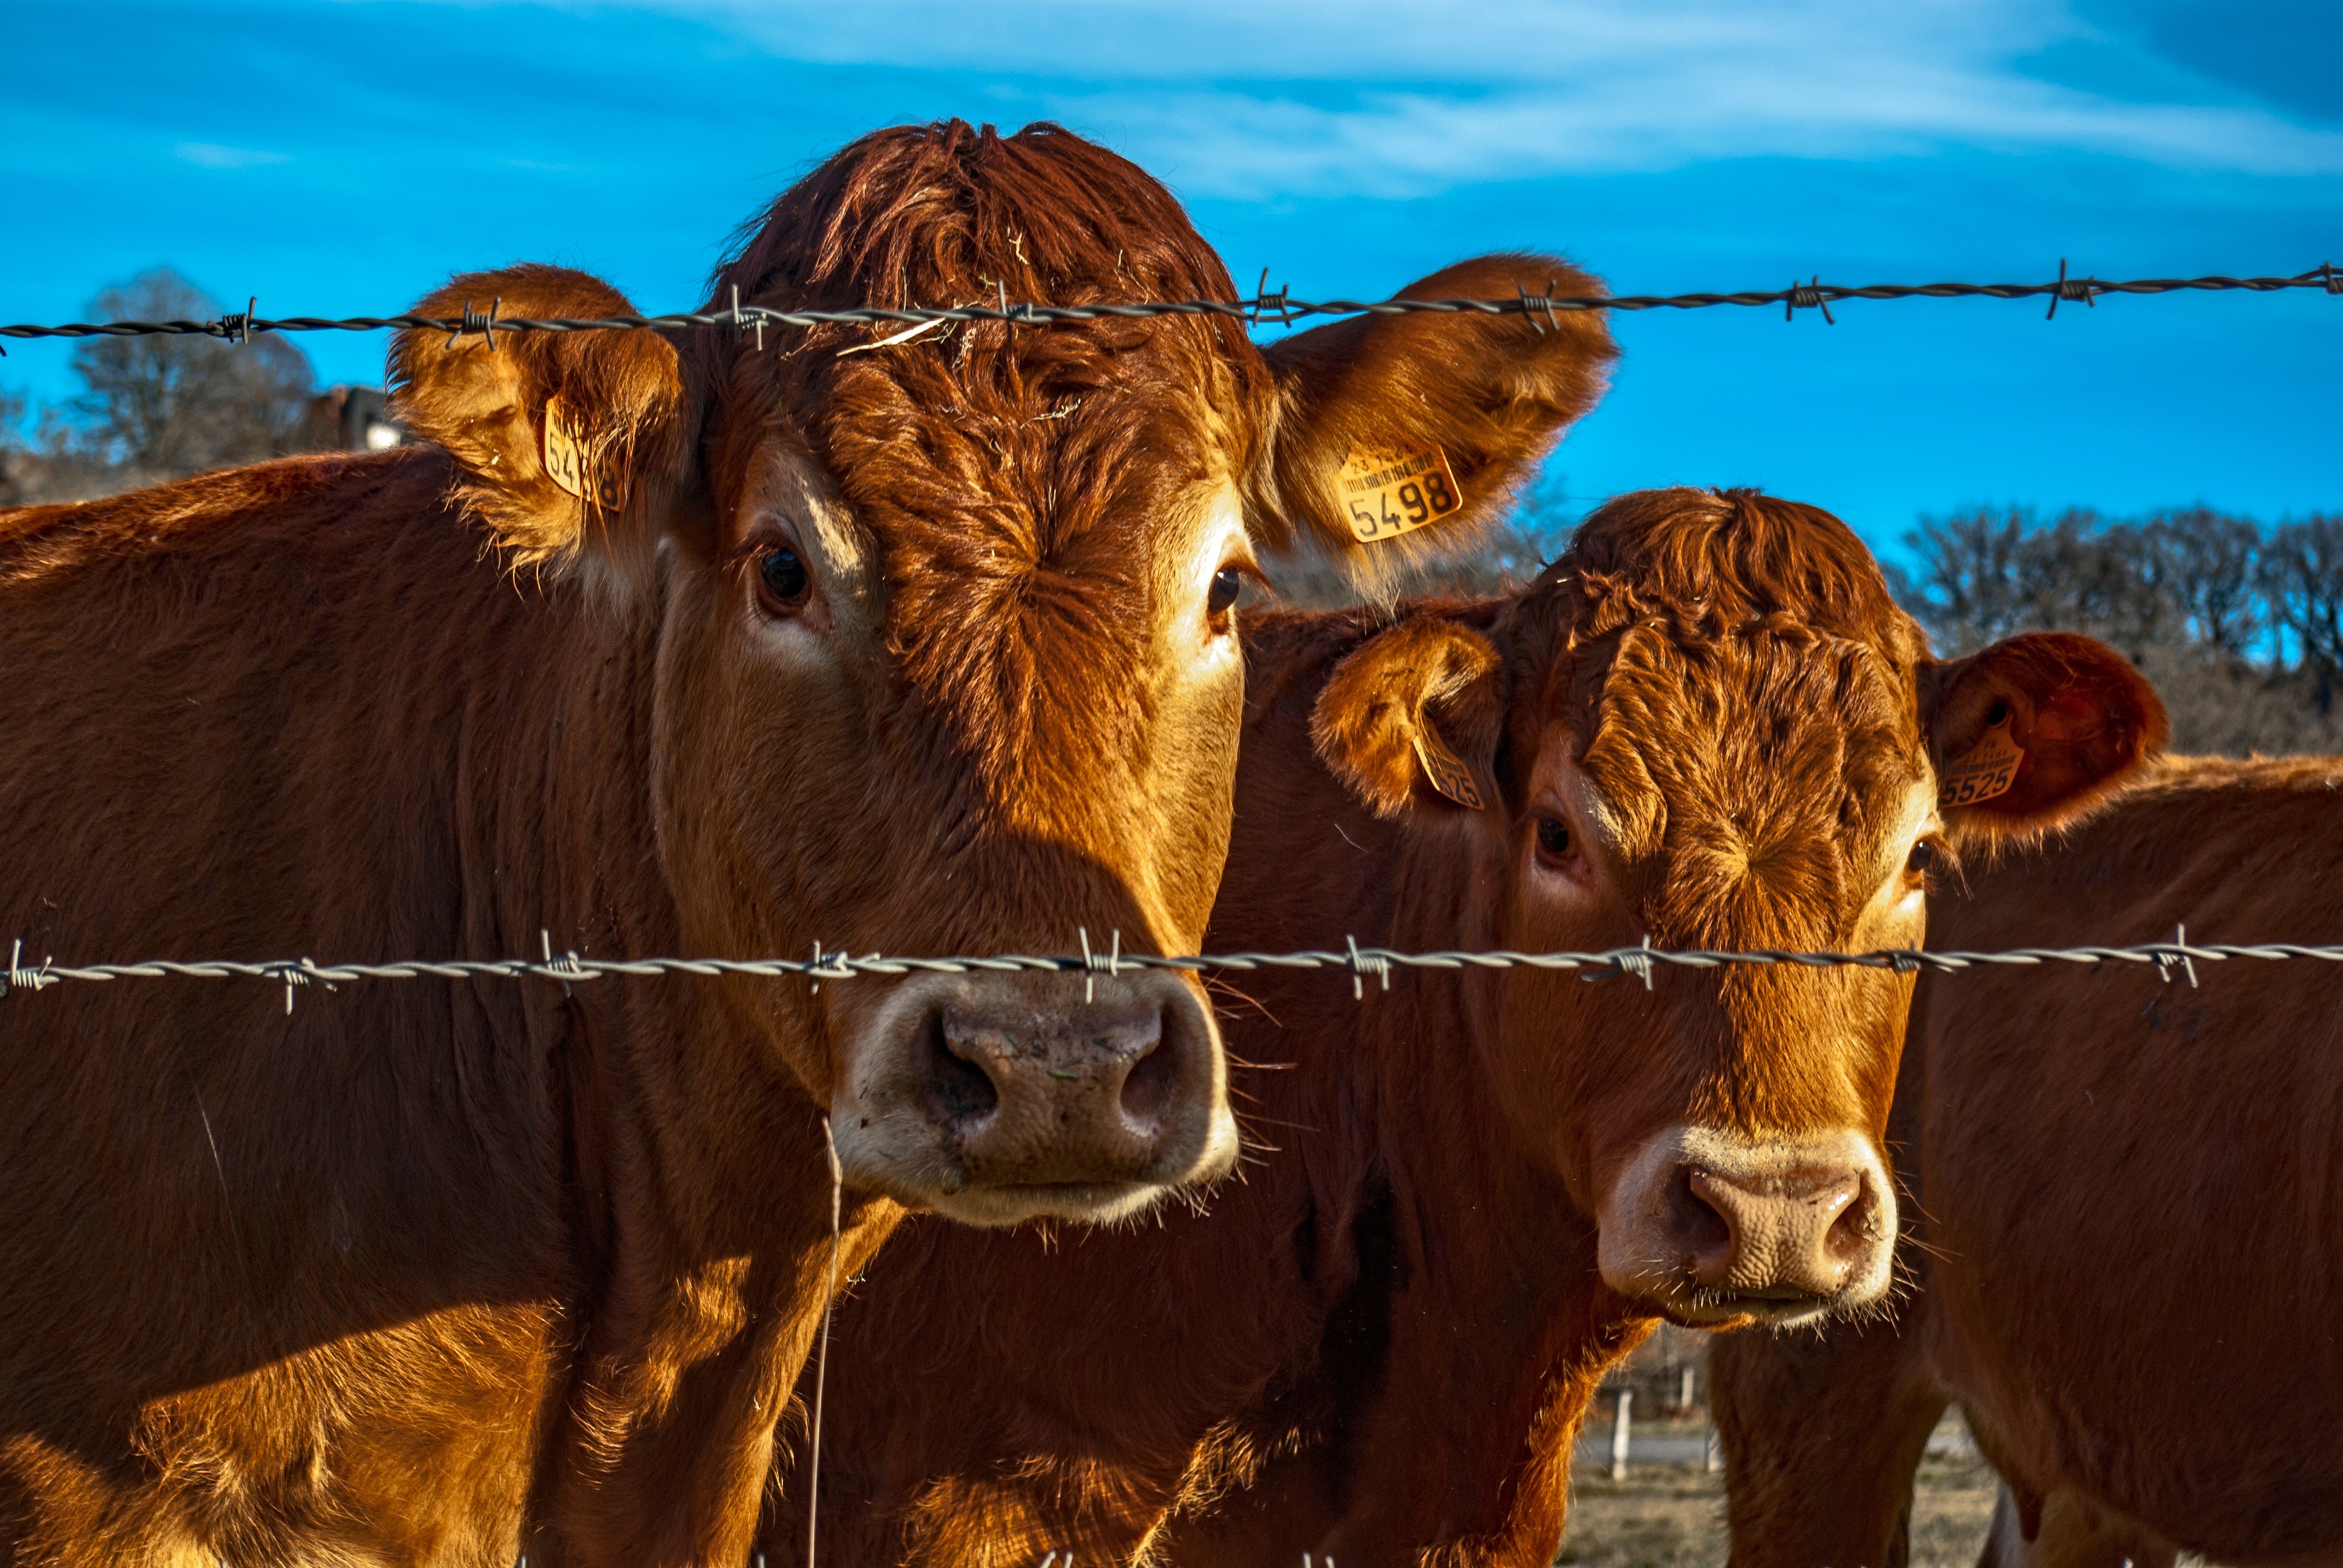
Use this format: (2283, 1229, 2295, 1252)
(1610, 1388, 1633, 1482)
(1704, 1417, 1722, 1474)
(1679, 1363, 1696, 1410)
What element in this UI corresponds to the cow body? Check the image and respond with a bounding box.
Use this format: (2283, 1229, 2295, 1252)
(0, 121, 1617, 1565)
(1712, 755, 2343, 1568)
(770, 489, 2161, 1567)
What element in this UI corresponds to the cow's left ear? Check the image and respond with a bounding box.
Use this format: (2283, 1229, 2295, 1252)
(1248, 253, 1614, 597)
(1311, 616, 1507, 818)
(390, 264, 692, 577)
(1921, 632, 2167, 846)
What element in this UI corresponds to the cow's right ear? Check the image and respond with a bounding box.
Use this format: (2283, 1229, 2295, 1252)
(1248, 253, 1614, 595)
(1921, 631, 2167, 849)
(390, 264, 691, 575)
(1311, 616, 1507, 818)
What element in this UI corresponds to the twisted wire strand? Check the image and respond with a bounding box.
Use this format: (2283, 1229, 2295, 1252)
(7, 938, 2339, 999)
(4, 265, 2336, 344)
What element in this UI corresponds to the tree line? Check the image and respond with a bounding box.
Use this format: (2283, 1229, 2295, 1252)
(1892, 506, 2343, 756)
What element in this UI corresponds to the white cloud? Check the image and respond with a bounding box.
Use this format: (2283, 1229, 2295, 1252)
(391, 0, 2343, 194)
(175, 142, 292, 169)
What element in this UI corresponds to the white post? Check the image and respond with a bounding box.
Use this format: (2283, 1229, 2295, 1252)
(1610, 1389, 1633, 1481)
(1704, 1419, 1722, 1474)
(1679, 1364, 1697, 1410)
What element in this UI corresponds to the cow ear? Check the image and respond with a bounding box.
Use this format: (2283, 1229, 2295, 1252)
(1248, 253, 1614, 595)
(1311, 616, 1507, 818)
(1922, 632, 2166, 847)
(389, 264, 691, 577)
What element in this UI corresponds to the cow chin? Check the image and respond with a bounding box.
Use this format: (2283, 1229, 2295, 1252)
(1594, 1125, 1897, 1329)
(827, 970, 1240, 1227)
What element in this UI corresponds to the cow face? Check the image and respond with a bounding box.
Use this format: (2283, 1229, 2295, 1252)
(390, 122, 1613, 1228)
(1315, 489, 2162, 1325)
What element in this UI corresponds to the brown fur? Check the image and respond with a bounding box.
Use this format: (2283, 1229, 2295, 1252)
(1712, 754, 2343, 1568)
(761, 488, 2160, 1567)
(0, 122, 1613, 1567)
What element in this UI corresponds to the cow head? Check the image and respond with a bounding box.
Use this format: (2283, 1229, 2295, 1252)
(1314, 488, 2162, 1324)
(388, 121, 1613, 1227)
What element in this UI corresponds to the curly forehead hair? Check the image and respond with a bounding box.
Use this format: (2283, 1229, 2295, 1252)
(686, 120, 1273, 800)
(689, 117, 1265, 480)
(1497, 489, 1936, 939)
(1502, 488, 1931, 710)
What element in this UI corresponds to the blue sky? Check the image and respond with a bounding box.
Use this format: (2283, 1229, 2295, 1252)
(3, 0, 2337, 556)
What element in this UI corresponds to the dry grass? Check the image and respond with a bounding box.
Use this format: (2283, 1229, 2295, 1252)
(1557, 1453, 1999, 1568)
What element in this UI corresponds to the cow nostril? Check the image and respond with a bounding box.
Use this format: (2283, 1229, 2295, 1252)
(922, 1011, 1000, 1128)
(1117, 1027, 1172, 1128)
(1674, 1168, 1735, 1274)
(1823, 1180, 1874, 1264)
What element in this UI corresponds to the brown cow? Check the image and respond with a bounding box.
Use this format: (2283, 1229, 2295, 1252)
(765, 487, 2162, 1567)
(0, 122, 1613, 1566)
(1712, 754, 2343, 1568)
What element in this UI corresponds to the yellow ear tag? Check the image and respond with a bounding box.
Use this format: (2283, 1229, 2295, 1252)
(1941, 713, 2024, 807)
(541, 396, 589, 499)
(1338, 444, 1464, 544)
(1412, 725, 1486, 810)
(541, 397, 625, 511)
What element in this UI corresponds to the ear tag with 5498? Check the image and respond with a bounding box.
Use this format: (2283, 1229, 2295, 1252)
(1338, 445, 1464, 543)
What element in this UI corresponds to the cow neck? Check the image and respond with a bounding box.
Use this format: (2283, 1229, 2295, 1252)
(1178, 613, 1645, 1567)
(471, 528, 907, 1560)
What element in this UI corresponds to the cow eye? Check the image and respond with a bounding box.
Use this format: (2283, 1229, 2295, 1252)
(1536, 818, 1573, 859)
(1906, 841, 1938, 877)
(1207, 566, 1244, 619)
(759, 546, 811, 609)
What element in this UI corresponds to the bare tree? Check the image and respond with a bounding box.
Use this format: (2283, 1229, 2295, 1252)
(2262, 515, 2343, 710)
(65, 268, 315, 480)
(2149, 506, 2264, 659)
(1887, 509, 2034, 653)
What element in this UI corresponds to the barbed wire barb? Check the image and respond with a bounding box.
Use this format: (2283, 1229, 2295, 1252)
(1786, 275, 1833, 325)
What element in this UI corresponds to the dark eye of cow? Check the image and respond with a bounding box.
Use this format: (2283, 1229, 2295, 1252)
(1207, 567, 1244, 619)
(759, 546, 810, 608)
(1907, 841, 1938, 877)
(1536, 818, 1573, 859)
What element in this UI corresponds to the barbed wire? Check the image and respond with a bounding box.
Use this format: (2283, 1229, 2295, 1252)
(4, 263, 2337, 348)
(5, 932, 2333, 1008)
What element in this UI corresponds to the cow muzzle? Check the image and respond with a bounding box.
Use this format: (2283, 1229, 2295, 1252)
(1596, 1125, 1895, 1327)
(829, 970, 1237, 1227)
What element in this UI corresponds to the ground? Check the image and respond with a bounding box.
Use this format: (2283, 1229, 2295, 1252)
(1559, 1426, 1996, 1568)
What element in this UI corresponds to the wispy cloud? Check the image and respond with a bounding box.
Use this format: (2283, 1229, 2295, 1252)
(589, 0, 2343, 194)
(174, 142, 291, 169)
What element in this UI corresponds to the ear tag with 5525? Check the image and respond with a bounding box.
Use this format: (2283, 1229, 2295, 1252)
(1941, 710, 2023, 806)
